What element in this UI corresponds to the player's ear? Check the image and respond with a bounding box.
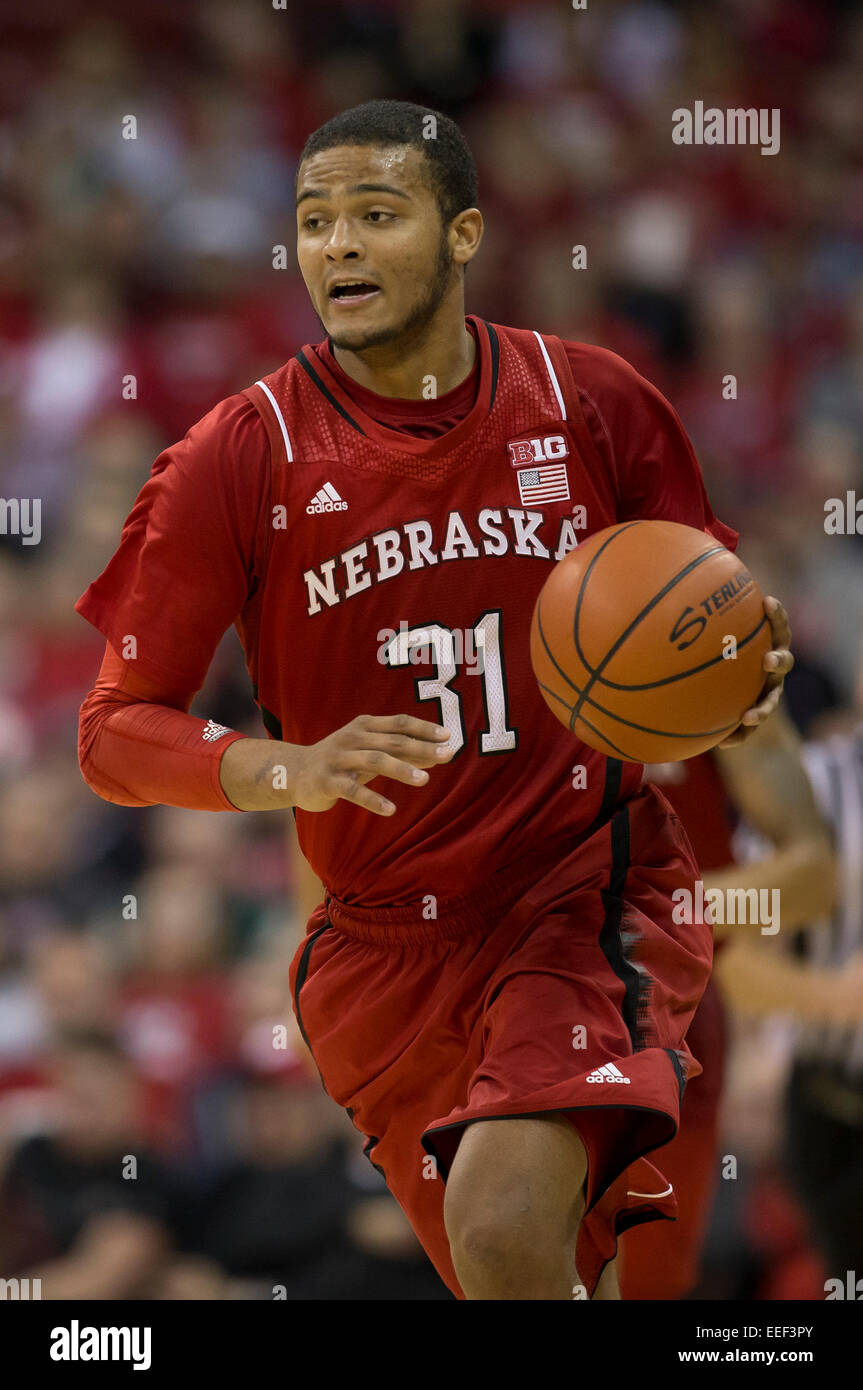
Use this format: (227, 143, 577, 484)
(450, 208, 483, 268)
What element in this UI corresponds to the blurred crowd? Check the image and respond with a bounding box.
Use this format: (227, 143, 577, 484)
(1, 0, 862, 1298)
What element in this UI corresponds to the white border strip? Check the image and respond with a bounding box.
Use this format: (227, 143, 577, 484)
(255, 379, 294, 463)
(533, 331, 567, 421)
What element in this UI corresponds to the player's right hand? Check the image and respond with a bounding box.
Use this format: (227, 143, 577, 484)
(291, 713, 454, 816)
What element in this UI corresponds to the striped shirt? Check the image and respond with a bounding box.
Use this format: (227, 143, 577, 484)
(730, 724, 863, 1079)
(793, 727, 863, 1077)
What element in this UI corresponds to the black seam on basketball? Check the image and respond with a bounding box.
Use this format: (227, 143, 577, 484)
(579, 611, 770, 694)
(537, 587, 703, 746)
(535, 591, 588, 712)
(571, 708, 643, 760)
(536, 658, 742, 746)
(571, 539, 727, 724)
(535, 679, 635, 758)
(572, 521, 644, 681)
(535, 531, 758, 752)
(535, 524, 646, 707)
(535, 667, 641, 758)
(551, 673, 742, 744)
(536, 650, 739, 750)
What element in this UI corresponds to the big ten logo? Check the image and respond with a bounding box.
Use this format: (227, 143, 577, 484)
(508, 434, 569, 467)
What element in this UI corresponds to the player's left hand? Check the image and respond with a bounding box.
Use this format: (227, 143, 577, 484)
(718, 596, 793, 748)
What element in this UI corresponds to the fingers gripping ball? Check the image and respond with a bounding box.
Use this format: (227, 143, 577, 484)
(529, 520, 772, 763)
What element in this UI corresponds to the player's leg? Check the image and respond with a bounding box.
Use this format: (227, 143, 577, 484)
(443, 1113, 589, 1299)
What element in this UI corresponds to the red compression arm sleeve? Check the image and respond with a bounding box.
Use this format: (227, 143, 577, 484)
(78, 642, 248, 811)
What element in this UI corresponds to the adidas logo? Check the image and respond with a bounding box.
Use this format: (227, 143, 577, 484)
(586, 1062, 631, 1084)
(306, 481, 348, 514)
(202, 719, 231, 743)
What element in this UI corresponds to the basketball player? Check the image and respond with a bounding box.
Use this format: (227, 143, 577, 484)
(617, 703, 837, 1299)
(75, 101, 792, 1300)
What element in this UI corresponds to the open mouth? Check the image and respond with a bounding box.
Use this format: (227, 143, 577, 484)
(328, 281, 381, 304)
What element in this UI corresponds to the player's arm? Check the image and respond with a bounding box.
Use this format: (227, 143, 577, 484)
(707, 700, 836, 934)
(76, 396, 452, 816)
(219, 711, 452, 815)
(78, 640, 247, 811)
(21, 1210, 167, 1300)
(714, 941, 863, 1025)
(707, 703, 855, 1025)
(80, 644, 452, 816)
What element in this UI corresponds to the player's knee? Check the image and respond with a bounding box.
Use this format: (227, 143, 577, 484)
(445, 1200, 544, 1278)
(444, 1176, 568, 1274)
(443, 1116, 588, 1286)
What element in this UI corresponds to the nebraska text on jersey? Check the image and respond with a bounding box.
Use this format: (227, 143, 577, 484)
(299, 504, 588, 615)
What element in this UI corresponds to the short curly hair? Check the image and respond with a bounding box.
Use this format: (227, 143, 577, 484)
(298, 99, 479, 225)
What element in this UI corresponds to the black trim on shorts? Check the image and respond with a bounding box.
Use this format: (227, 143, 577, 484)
(615, 1206, 674, 1236)
(421, 1102, 677, 1214)
(585, 758, 623, 837)
(293, 921, 331, 1062)
(598, 806, 642, 1048)
(296, 349, 367, 434)
(666, 1048, 688, 1103)
(362, 1133, 386, 1180)
(346, 1107, 386, 1179)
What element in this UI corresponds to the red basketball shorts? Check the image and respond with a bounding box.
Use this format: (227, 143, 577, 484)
(288, 783, 713, 1299)
(617, 974, 727, 1299)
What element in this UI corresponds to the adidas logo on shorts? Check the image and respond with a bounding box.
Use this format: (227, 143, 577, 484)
(306, 481, 348, 514)
(586, 1062, 631, 1084)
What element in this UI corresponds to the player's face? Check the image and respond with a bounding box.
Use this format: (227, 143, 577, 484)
(296, 144, 456, 352)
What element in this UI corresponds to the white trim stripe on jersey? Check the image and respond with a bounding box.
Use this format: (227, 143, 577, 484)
(533, 331, 567, 421)
(254, 379, 294, 463)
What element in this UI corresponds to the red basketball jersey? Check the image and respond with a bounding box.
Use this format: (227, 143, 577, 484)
(642, 752, 736, 871)
(241, 318, 734, 909)
(76, 316, 737, 916)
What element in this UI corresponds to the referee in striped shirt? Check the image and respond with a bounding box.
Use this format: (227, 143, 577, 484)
(785, 724, 863, 1272)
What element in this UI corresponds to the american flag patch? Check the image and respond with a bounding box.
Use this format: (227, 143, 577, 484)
(516, 463, 570, 506)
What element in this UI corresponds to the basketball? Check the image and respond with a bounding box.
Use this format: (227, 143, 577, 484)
(530, 520, 772, 763)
